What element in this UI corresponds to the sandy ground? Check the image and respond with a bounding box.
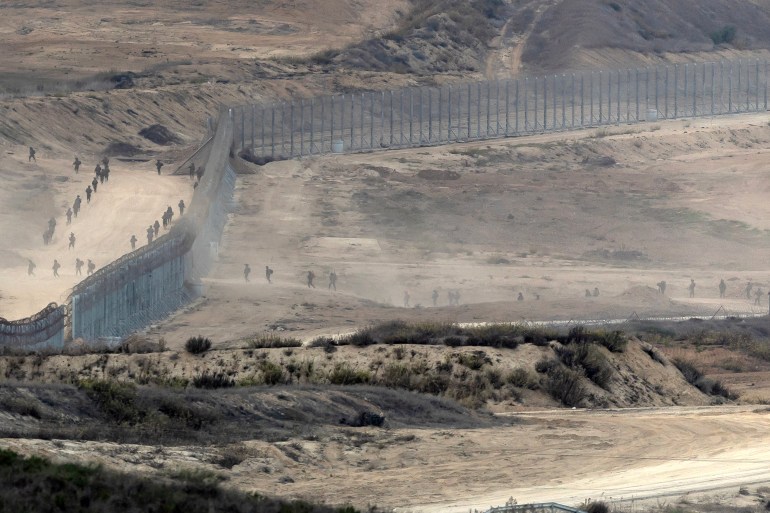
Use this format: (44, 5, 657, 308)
(3, 405, 770, 512)
(0, 146, 192, 319)
(153, 113, 770, 348)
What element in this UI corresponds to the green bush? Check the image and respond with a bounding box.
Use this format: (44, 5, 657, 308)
(78, 379, 142, 424)
(710, 25, 736, 45)
(258, 360, 285, 385)
(185, 336, 212, 355)
(248, 334, 302, 349)
(192, 371, 234, 389)
(328, 363, 371, 385)
(506, 368, 538, 389)
(557, 343, 613, 389)
(545, 366, 586, 407)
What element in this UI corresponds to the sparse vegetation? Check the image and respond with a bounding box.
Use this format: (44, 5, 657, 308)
(248, 334, 302, 349)
(185, 336, 212, 355)
(0, 448, 361, 513)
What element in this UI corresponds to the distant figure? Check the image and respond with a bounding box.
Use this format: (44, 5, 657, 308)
(517, 292, 524, 301)
(165, 206, 174, 225)
(307, 270, 315, 288)
(146, 225, 154, 244)
(130, 234, 137, 250)
(68, 232, 76, 249)
(328, 270, 337, 291)
(153, 220, 160, 237)
(52, 259, 60, 277)
(688, 279, 696, 298)
(593, 287, 599, 297)
(87, 259, 95, 276)
(28, 147, 36, 162)
(42, 228, 52, 245)
(85, 185, 92, 203)
(66, 208, 73, 225)
(73, 156, 81, 174)
(746, 281, 754, 300)
(719, 279, 727, 299)
(94, 164, 101, 177)
(188, 162, 196, 179)
(75, 258, 84, 276)
(196, 166, 204, 181)
(403, 290, 410, 307)
(92, 176, 98, 193)
(265, 265, 273, 283)
(73, 195, 82, 217)
(99, 167, 105, 184)
(534, 293, 540, 300)
(156, 160, 164, 175)
(27, 259, 35, 276)
(103, 164, 110, 182)
(48, 217, 56, 234)
(161, 210, 169, 228)
(657, 280, 667, 295)
(102, 156, 109, 167)
(585, 289, 592, 298)
(755, 288, 763, 306)
(244, 264, 251, 282)
(432, 289, 439, 307)
(193, 181, 199, 190)
(454, 290, 461, 305)
(178, 199, 185, 216)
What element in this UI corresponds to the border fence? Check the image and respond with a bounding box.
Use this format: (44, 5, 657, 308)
(233, 58, 769, 158)
(3, 58, 770, 350)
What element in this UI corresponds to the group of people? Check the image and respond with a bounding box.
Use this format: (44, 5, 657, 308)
(140, 200, 186, 247)
(28, 257, 95, 278)
(658, 278, 766, 305)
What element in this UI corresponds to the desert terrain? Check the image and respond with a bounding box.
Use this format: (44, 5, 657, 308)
(5, 1, 770, 512)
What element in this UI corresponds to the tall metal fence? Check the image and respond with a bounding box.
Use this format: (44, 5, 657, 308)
(234, 58, 769, 158)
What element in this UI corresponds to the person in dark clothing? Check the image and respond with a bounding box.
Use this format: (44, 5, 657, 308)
(73, 195, 82, 217)
(52, 259, 60, 277)
(265, 266, 273, 283)
(178, 199, 185, 216)
(146, 225, 154, 244)
(719, 279, 727, 298)
(103, 164, 110, 182)
(130, 234, 137, 250)
(156, 160, 164, 175)
(68, 232, 76, 249)
(244, 264, 251, 282)
(73, 156, 81, 174)
(307, 270, 315, 288)
(196, 166, 204, 181)
(432, 289, 438, 306)
(28, 147, 36, 162)
(27, 259, 36, 276)
(91, 177, 98, 193)
(189, 162, 196, 179)
(75, 258, 84, 276)
(328, 270, 337, 291)
(87, 259, 96, 276)
(153, 220, 160, 237)
(66, 208, 73, 225)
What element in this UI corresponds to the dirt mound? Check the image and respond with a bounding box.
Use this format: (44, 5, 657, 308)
(103, 141, 143, 157)
(417, 169, 460, 180)
(138, 124, 181, 146)
(617, 285, 668, 304)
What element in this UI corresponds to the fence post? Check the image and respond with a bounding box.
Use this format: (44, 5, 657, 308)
(598, 71, 603, 124)
(446, 85, 452, 142)
(350, 93, 355, 150)
(380, 91, 385, 147)
(468, 83, 472, 138)
(504, 80, 510, 135)
(241, 106, 245, 150)
(331, 95, 335, 150)
(553, 75, 557, 129)
(260, 107, 265, 156)
(543, 75, 548, 132)
(409, 88, 414, 146)
(400, 90, 404, 145)
(694, 63, 698, 117)
(589, 71, 593, 125)
(271, 107, 275, 159)
(321, 96, 327, 153)
(728, 62, 732, 113)
(251, 104, 255, 151)
(765, 60, 768, 111)
(496, 80, 501, 135)
(309, 99, 314, 154)
(534, 76, 538, 130)
(389, 91, 394, 146)
(435, 87, 440, 143)
(655, 66, 659, 117)
(476, 82, 482, 137)
(524, 77, 529, 131)
(360, 92, 365, 149)
(571, 74, 575, 128)
(580, 73, 584, 126)
(607, 71, 611, 125)
(486, 81, 491, 136)
(299, 100, 304, 157)
(370, 92, 375, 149)
(635, 67, 640, 121)
(674, 65, 678, 118)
